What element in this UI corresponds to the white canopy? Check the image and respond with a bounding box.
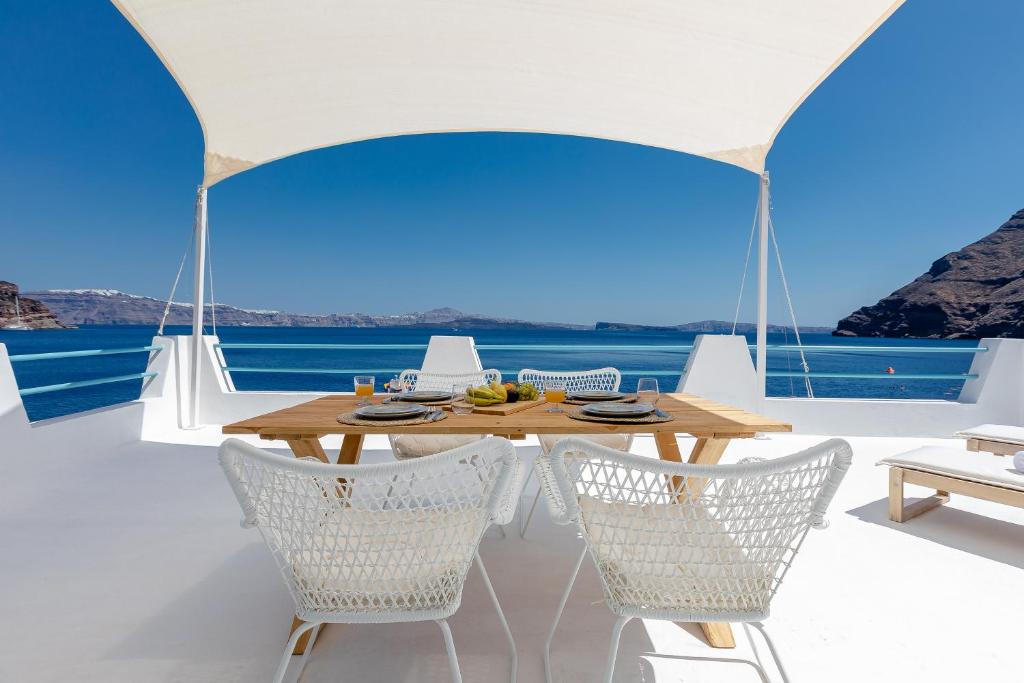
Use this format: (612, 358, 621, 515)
(113, 0, 902, 186)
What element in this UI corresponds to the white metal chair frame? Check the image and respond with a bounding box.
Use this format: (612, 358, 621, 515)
(388, 369, 503, 458)
(219, 436, 522, 683)
(516, 367, 630, 537)
(537, 437, 852, 683)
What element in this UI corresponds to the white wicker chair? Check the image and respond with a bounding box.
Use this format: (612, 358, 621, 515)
(516, 367, 631, 537)
(387, 369, 502, 460)
(537, 437, 852, 683)
(219, 436, 521, 683)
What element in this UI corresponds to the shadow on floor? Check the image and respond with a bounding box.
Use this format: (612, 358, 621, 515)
(847, 497, 1024, 570)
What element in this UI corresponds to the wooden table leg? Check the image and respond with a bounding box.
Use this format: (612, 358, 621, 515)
(338, 434, 365, 465)
(282, 435, 353, 654)
(687, 437, 730, 465)
(699, 622, 736, 649)
(285, 437, 329, 463)
(289, 616, 317, 655)
(655, 432, 737, 649)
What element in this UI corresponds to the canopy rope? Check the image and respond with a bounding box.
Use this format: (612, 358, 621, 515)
(731, 197, 761, 335)
(768, 213, 814, 398)
(157, 228, 194, 336)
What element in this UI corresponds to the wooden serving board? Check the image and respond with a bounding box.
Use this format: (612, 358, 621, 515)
(441, 399, 545, 415)
(473, 399, 545, 415)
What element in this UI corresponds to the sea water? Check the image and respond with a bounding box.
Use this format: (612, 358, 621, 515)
(0, 325, 979, 421)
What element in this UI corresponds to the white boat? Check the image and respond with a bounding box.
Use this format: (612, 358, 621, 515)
(2, 295, 30, 330)
(2, 3, 1020, 683)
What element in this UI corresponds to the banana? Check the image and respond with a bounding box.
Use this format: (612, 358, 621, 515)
(489, 380, 508, 402)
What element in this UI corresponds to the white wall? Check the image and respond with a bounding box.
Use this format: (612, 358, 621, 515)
(138, 334, 486, 434)
(676, 334, 1024, 437)
(0, 343, 144, 458)
(4, 334, 1022, 447)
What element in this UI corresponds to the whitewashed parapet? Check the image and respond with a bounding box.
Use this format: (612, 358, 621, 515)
(421, 336, 483, 374)
(0, 343, 32, 444)
(0, 342, 144, 457)
(676, 335, 760, 412)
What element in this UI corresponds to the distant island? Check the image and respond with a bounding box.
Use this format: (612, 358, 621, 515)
(25, 289, 589, 329)
(835, 208, 1024, 339)
(18, 287, 828, 333)
(596, 320, 832, 334)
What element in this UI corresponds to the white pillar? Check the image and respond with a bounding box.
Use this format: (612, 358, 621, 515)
(756, 172, 770, 397)
(187, 186, 208, 429)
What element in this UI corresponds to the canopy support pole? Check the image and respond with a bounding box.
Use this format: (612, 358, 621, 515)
(756, 172, 770, 397)
(187, 185, 208, 429)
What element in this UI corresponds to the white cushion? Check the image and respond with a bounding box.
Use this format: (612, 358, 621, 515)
(955, 423, 1024, 446)
(390, 434, 484, 459)
(539, 433, 631, 454)
(578, 497, 771, 617)
(291, 507, 480, 613)
(880, 446, 1024, 492)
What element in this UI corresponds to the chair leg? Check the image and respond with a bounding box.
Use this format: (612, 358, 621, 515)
(520, 489, 543, 538)
(544, 545, 588, 683)
(518, 463, 536, 537)
(748, 622, 791, 683)
(603, 616, 633, 683)
(435, 619, 464, 683)
(475, 553, 518, 683)
(293, 624, 321, 682)
(272, 620, 319, 683)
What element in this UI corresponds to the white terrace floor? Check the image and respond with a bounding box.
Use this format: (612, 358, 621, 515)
(2, 430, 1021, 683)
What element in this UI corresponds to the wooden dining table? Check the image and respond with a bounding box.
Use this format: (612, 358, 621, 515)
(223, 392, 791, 653)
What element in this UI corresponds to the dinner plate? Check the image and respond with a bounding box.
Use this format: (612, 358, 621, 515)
(581, 402, 655, 418)
(569, 390, 624, 401)
(397, 390, 453, 402)
(354, 403, 429, 420)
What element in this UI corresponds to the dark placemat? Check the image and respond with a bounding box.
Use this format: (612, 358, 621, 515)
(566, 406, 673, 425)
(564, 395, 637, 406)
(337, 410, 448, 427)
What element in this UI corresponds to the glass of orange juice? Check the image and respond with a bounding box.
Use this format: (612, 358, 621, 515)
(354, 375, 375, 406)
(544, 380, 567, 413)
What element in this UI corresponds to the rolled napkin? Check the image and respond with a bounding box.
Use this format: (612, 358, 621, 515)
(1014, 451, 1024, 474)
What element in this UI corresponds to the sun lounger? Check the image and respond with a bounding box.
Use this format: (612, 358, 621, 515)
(954, 423, 1024, 456)
(879, 446, 1024, 522)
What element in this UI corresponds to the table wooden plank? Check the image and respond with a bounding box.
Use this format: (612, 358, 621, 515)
(223, 394, 790, 439)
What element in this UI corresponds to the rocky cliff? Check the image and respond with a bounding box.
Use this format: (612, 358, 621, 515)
(0, 281, 69, 329)
(835, 208, 1024, 339)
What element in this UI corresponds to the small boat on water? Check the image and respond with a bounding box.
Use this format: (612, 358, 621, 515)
(2, 295, 31, 331)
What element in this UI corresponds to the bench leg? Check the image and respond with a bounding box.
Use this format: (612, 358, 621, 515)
(889, 468, 949, 523)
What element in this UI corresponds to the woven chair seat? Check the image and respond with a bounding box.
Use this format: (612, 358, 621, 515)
(539, 433, 630, 454)
(580, 497, 773, 619)
(289, 507, 480, 617)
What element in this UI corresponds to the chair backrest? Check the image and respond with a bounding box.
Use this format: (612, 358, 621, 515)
(219, 436, 520, 621)
(537, 437, 852, 622)
(399, 368, 502, 392)
(517, 367, 621, 393)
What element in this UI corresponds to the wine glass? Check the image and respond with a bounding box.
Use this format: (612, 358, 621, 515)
(544, 380, 567, 413)
(354, 375, 375, 406)
(451, 383, 475, 415)
(636, 377, 659, 409)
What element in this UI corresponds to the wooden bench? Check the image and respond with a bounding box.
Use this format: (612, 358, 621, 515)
(955, 423, 1024, 456)
(880, 446, 1024, 522)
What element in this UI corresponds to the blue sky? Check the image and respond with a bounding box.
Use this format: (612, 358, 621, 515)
(1, 1, 1022, 326)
